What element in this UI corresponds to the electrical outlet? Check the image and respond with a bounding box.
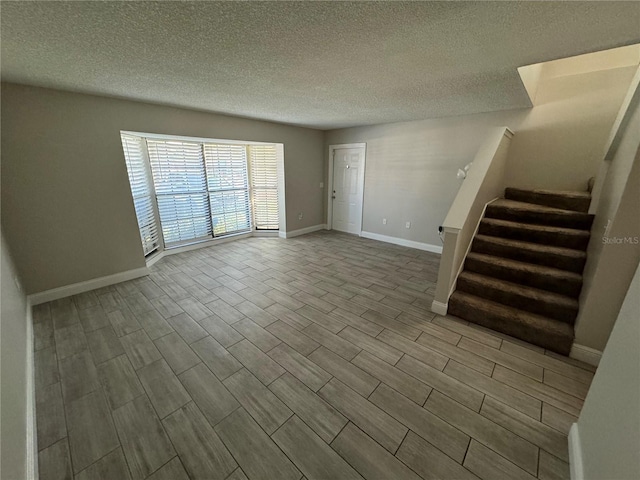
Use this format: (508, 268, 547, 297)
(298, 212, 304, 220)
(405, 221, 411, 229)
(319, 182, 324, 188)
(382, 218, 387, 225)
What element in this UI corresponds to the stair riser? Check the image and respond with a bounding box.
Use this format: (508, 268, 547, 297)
(485, 206, 594, 230)
(478, 221, 590, 250)
(471, 238, 586, 273)
(465, 257, 582, 297)
(448, 298, 572, 355)
(456, 276, 578, 324)
(505, 188, 591, 213)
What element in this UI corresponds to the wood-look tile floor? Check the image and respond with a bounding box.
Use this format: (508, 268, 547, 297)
(34, 231, 595, 480)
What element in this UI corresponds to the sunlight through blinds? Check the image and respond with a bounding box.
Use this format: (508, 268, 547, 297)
(147, 139, 212, 246)
(204, 144, 252, 236)
(249, 145, 279, 230)
(120, 134, 159, 256)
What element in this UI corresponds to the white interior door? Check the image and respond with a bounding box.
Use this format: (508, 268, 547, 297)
(331, 146, 365, 234)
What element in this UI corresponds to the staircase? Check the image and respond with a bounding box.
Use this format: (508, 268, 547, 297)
(448, 188, 593, 355)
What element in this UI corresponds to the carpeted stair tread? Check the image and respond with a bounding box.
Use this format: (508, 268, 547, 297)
(465, 252, 583, 297)
(478, 218, 591, 250)
(457, 271, 578, 323)
(472, 234, 586, 273)
(486, 199, 594, 229)
(448, 291, 574, 354)
(505, 188, 591, 213)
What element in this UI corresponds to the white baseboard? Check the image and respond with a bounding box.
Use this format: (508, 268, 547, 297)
(252, 230, 279, 238)
(569, 423, 584, 480)
(570, 343, 603, 367)
(25, 299, 38, 480)
(28, 266, 150, 305)
(147, 232, 256, 267)
(360, 231, 443, 254)
(280, 224, 327, 239)
(431, 300, 448, 316)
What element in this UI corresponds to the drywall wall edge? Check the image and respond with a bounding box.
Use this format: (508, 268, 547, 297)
(569, 423, 584, 480)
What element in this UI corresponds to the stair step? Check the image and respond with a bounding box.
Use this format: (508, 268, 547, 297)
(505, 188, 591, 213)
(456, 271, 578, 324)
(472, 235, 586, 273)
(448, 291, 574, 355)
(465, 252, 583, 297)
(486, 199, 594, 230)
(478, 218, 590, 250)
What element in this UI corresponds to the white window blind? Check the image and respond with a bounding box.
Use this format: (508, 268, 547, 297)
(204, 144, 252, 236)
(249, 145, 279, 230)
(120, 134, 159, 256)
(121, 132, 281, 254)
(146, 140, 212, 246)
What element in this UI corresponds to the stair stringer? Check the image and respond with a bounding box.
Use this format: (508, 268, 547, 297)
(445, 198, 500, 305)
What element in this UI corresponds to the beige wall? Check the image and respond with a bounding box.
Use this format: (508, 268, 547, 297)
(575, 264, 640, 480)
(1, 83, 324, 294)
(575, 93, 640, 351)
(506, 65, 638, 190)
(1, 231, 32, 480)
(324, 65, 636, 247)
(325, 109, 526, 247)
(434, 129, 512, 306)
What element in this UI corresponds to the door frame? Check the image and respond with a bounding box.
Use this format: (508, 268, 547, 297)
(327, 143, 367, 234)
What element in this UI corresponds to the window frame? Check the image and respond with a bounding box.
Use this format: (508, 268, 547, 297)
(248, 144, 280, 230)
(120, 134, 163, 257)
(121, 131, 283, 257)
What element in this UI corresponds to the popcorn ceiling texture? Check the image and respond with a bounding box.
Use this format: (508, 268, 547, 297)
(1, 1, 639, 129)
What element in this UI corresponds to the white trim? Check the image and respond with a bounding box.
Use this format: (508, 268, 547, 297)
(570, 343, 603, 367)
(28, 266, 150, 305)
(122, 130, 279, 146)
(276, 144, 287, 233)
(569, 423, 584, 480)
(360, 231, 443, 254)
(327, 143, 367, 234)
(252, 230, 280, 238)
(164, 232, 252, 255)
(25, 299, 37, 480)
(431, 300, 448, 316)
(280, 224, 327, 239)
(145, 251, 165, 268)
(145, 232, 255, 266)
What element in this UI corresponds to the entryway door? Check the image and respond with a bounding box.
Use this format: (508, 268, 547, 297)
(329, 144, 366, 235)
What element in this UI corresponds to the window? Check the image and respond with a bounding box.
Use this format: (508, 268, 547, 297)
(147, 140, 212, 247)
(121, 134, 159, 256)
(204, 144, 251, 236)
(249, 145, 279, 230)
(120, 133, 280, 254)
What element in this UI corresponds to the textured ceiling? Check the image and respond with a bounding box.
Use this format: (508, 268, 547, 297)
(2, 1, 639, 129)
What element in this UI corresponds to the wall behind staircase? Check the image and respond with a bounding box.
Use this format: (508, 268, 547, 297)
(574, 94, 640, 352)
(324, 65, 636, 248)
(575, 264, 640, 480)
